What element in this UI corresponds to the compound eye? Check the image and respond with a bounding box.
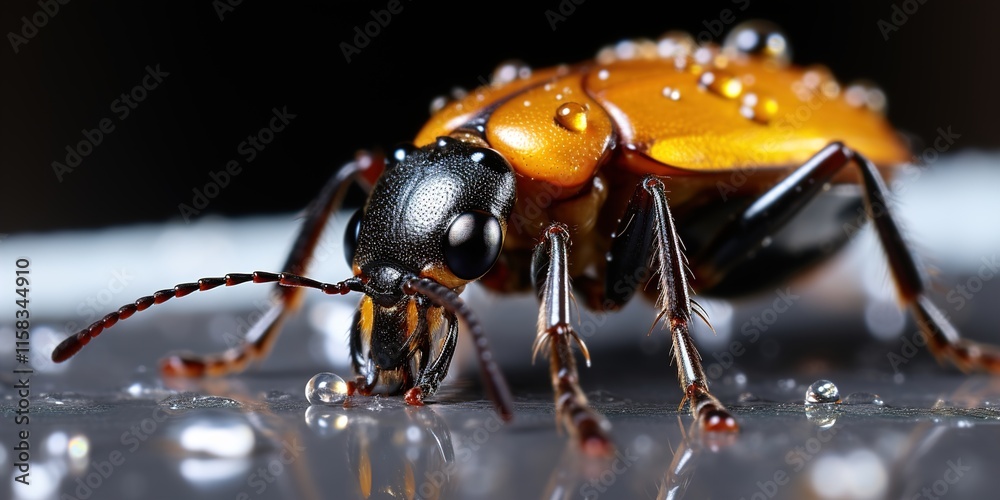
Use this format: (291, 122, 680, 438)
(343, 208, 364, 267)
(443, 211, 503, 280)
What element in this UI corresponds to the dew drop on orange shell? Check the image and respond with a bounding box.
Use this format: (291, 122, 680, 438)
(656, 31, 696, 58)
(555, 102, 588, 133)
(491, 60, 531, 86)
(722, 20, 792, 67)
(699, 70, 743, 99)
(844, 80, 888, 113)
(740, 92, 778, 124)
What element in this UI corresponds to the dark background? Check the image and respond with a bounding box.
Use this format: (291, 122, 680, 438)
(4, 0, 999, 234)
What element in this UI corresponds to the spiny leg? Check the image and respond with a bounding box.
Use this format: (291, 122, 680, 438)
(531, 223, 613, 455)
(607, 177, 738, 432)
(161, 152, 383, 377)
(692, 142, 1000, 373)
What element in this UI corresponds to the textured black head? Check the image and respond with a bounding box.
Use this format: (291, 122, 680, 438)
(341, 137, 516, 394)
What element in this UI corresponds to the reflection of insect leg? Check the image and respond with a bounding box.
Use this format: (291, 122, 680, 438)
(692, 142, 1000, 373)
(532, 223, 614, 455)
(605, 176, 737, 431)
(161, 152, 383, 377)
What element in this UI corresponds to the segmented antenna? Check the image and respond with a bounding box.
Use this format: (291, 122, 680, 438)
(51, 272, 363, 363)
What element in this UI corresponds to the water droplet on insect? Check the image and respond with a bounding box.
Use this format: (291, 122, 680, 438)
(428, 96, 447, 114)
(595, 45, 616, 64)
(491, 60, 531, 86)
(844, 80, 887, 113)
(740, 92, 778, 124)
(305, 372, 349, 405)
(693, 47, 714, 66)
(805, 379, 841, 404)
(699, 70, 743, 99)
(657, 31, 695, 58)
(722, 20, 791, 66)
(597, 69, 610, 81)
(662, 86, 681, 100)
(843, 392, 884, 406)
(556, 102, 587, 132)
(615, 40, 639, 60)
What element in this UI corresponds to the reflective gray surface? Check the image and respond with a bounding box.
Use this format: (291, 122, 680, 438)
(3, 154, 1000, 499)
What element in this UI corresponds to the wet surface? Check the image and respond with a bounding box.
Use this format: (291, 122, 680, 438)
(3, 154, 1000, 499)
(5, 357, 1000, 500)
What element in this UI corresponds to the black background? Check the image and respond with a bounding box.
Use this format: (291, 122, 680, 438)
(4, 0, 999, 234)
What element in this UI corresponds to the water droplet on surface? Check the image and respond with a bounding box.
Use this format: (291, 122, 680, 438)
(305, 372, 349, 405)
(597, 69, 610, 81)
(304, 406, 350, 437)
(555, 102, 588, 132)
(843, 392, 884, 406)
(726, 371, 748, 388)
(805, 379, 841, 404)
(777, 378, 797, 392)
(805, 405, 839, 428)
(699, 70, 743, 99)
(722, 20, 791, 66)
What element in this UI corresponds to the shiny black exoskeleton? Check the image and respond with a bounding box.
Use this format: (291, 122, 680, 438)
(343, 137, 516, 398)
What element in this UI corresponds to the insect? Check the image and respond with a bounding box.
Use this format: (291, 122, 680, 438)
(52, 20, 1000, 456)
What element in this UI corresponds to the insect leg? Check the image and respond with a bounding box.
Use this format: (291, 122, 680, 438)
(161, 151, 384, 377)
(607, 176, 739, 432)
(531, 223, 614, 455)
(405, 312, 458, 405)
(693, 142, 1000, 373)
